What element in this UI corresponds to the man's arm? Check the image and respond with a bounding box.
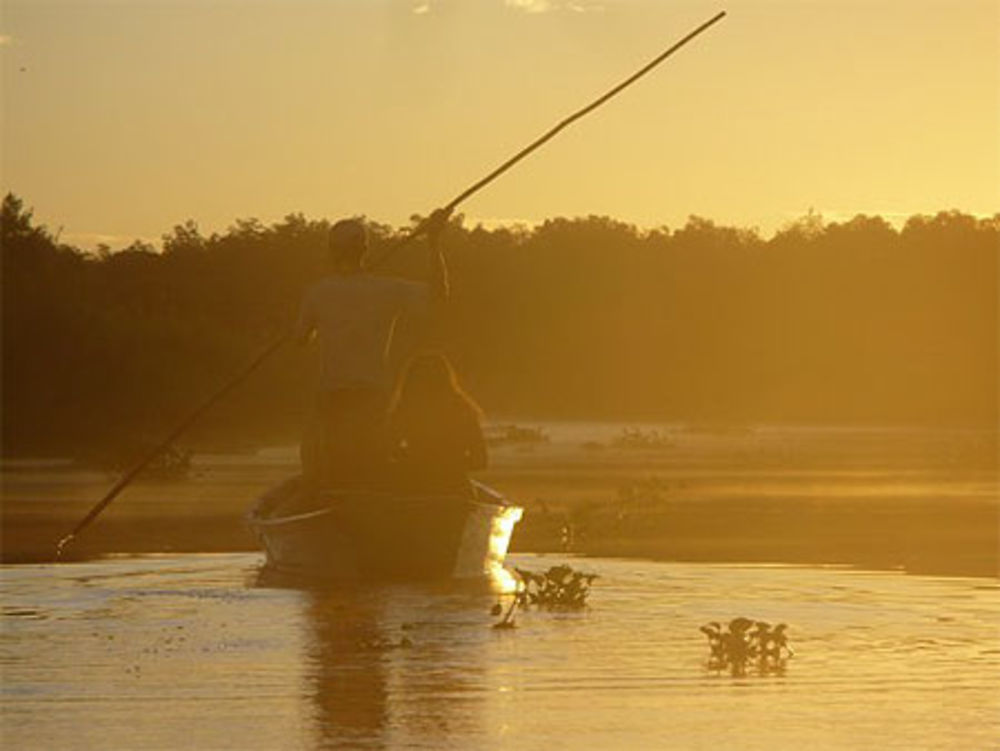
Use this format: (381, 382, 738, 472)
(468, 424, 487, 470)
(294, 292, 316, 345)
(423, 208, 452, 303)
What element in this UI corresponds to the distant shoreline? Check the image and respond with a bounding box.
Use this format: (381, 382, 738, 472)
(3, 425, 996, 578)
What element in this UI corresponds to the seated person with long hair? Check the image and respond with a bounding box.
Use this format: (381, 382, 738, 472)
(387, 352, 487, 494)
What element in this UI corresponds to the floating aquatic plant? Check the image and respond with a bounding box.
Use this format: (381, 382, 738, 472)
(491, 600, 518, 630)
(485, 424, 550, 447)
(492, 564, 598, 628)
(516, 564, 598, 608)
(610, 427, 673, 450)
(700, 617, 793, 677)
(85, 441, 193, 480)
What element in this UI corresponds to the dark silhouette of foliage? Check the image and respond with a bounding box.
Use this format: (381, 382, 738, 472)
(701, 618, 793, 677)
(492, 563, 598, 628)
(515, 564, 597, 608)
(2, 192, 997, 455)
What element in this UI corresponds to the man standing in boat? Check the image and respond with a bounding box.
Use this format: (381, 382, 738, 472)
(296, 209, 452, 494)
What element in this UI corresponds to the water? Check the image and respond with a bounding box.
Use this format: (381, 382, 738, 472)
(3, 553, 997, 750)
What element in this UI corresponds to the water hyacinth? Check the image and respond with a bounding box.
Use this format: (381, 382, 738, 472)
(516, 565, 598, 608)
(700, 618, 793, 676)
(492, 564, 598, 628)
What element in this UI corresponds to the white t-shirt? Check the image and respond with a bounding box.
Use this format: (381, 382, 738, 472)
(296, 273, 428, 391)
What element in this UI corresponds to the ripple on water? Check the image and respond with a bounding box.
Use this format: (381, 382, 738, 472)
(0, 553, 998, 751)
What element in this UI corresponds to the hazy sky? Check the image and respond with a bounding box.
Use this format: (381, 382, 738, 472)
(1, 0, 997, 249)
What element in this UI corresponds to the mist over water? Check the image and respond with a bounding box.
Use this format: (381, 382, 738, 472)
(2, 553, 997, 750)
(2, 422, 997, 575)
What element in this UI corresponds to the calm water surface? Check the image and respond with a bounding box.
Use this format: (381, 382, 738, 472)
(2, 553, 997, 750)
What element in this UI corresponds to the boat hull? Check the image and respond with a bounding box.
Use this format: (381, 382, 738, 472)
(246, 478, 522, 582)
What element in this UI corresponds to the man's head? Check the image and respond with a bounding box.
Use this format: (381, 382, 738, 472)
(328, 218, 368, 271)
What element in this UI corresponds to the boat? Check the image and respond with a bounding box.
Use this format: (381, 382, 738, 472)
(246, 476, 523, 582)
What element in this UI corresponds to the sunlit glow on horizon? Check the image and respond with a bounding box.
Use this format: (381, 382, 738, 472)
(1, 0, 996, 250)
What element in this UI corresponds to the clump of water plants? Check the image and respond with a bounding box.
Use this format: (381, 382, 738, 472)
(492, 564, 598, 628)
(610, 427, 673, 450)
(88, 441, 193, 480)
(485, 423, 550, 447)
(517, 564, 598, 608)
(700, 618, 793, 676)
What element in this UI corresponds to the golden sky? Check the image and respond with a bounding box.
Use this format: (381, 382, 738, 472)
(1, 0, 997, 248)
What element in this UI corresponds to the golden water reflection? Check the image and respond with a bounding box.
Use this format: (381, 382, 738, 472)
(1, 554, 997, 750)
(298, 582, 498, 748)
(304, 592, 389, 743)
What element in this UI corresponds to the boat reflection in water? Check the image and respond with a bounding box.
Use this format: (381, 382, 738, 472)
(302, 590, 390, 744)
(249, 477, 523, 745)
(255, 567, 513, 748)
(247, 477, 523, 585)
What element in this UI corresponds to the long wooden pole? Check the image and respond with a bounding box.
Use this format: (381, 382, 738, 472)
(56, 10, 727, 555)
(56, 334, 288, 556)
(373, 10, 727, 266)
(443, 10, 726, 212)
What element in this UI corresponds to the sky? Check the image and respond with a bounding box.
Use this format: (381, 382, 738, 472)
(1, 0, 997, 249)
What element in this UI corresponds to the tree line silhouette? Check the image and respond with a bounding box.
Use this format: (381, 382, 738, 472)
(2, 193, 996, 456)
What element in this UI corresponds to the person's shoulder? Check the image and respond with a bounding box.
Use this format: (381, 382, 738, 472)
(366, 273, 424, 289)
(367, 274, 428, 300)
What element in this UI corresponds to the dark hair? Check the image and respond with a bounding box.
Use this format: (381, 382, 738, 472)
(389, 352, 483, 424)
(328, 218, 367, 268)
